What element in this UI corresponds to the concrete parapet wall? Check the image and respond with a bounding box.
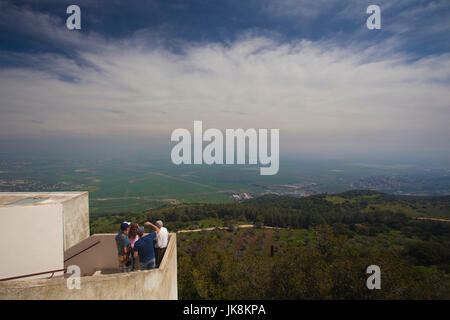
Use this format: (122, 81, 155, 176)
(64, 234, 118, 276)
(0, 233, 177, 300)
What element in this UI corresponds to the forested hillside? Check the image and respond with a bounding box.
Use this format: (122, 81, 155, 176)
(91, 190, 450, 299)
(91, 190, 450, 233)
(177, 226, 449, 299)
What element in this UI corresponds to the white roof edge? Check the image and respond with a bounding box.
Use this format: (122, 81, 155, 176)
(0, 191, 88, 195)
(0, 191, 89, 207)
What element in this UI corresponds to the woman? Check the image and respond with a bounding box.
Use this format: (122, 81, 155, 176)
(128, 222, 139, 270)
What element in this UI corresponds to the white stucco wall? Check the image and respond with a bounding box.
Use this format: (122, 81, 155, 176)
(61, 192, 89, 250)
(0, 191, 90, 281)
(0, 203, 64, 280)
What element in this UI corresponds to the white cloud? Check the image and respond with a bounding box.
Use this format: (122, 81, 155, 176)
(0, 3, 449, 157)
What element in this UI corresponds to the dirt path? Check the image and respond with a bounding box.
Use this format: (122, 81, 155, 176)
(177, 217, 450, 234)
(413, 217, 450, 223)
(177, 224, 280, 233)
(91, 190, 230, 201)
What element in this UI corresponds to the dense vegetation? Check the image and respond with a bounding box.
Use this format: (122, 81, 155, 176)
(91, 190, 450, 299)
(177, 226, 449, 299)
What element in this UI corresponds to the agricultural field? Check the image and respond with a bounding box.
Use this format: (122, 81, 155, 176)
(1, 154, 449, 216)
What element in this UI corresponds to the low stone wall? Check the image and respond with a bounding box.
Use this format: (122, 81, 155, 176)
(63, 234, 120, 276)
(0, 233, 177, 300)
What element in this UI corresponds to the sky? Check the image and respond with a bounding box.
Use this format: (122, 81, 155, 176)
(0, 0, 449, 162)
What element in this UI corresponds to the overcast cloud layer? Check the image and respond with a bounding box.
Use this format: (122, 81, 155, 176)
(0, 0, 449, 159)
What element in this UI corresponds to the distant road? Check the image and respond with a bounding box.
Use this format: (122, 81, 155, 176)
(177, 217, 450, 233)
(149, 172, 219, 190)
(91, 189, 237, 201)
(413, 217, 450, 223)
(91, 191, 220, 201)
(177, 224, 280, 233)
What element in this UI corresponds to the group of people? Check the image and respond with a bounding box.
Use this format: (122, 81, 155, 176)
(115, 220, 168, 272)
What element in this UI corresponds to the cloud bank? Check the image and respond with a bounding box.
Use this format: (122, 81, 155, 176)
(0, 1, 449, 158)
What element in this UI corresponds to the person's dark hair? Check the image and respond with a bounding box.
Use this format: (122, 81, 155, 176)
(137, 226, 145, 237)
(128, 223, 139, 240)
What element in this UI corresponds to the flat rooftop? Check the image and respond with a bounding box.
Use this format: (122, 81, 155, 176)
(0, 192, 87, 207)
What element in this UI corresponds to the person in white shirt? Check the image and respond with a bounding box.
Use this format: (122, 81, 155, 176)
(154, 220, 168, 267)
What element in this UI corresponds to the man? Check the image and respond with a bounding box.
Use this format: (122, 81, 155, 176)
(115, 222, 130, 272)
(154, 220, 168, 267)
(133, 221, 160, 270)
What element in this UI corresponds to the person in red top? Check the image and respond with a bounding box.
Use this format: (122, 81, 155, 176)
(127, 222, 139, 271)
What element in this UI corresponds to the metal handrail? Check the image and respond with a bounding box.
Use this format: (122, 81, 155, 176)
(64, 240, 101, 262)
(0, 268, 67, 281)
(0, 241, 101, 281)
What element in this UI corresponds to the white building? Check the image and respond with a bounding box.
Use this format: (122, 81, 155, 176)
(0, 192, 177, 299)
(0, 192, 89, 281)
